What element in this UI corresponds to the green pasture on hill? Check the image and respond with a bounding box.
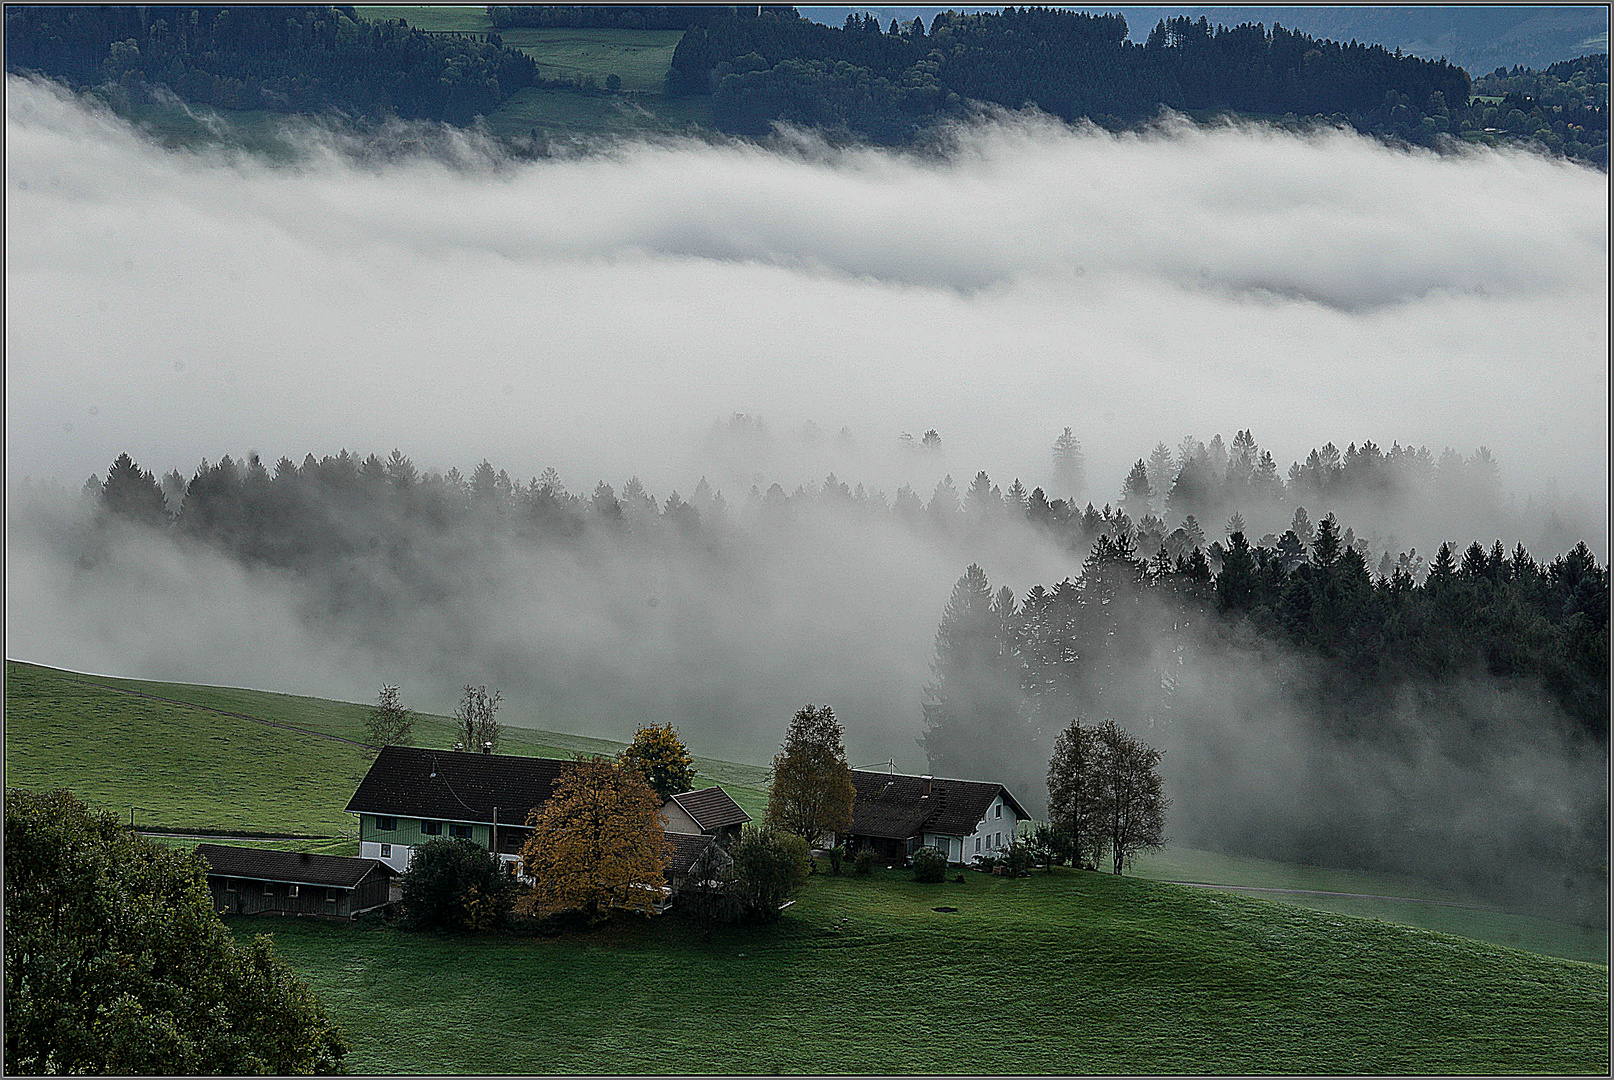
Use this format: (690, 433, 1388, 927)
(235, 867, 1611, 1075)
(2, 661, 769, 831)
(2, 659, 1603, 964)
(495, 28, 685, 94)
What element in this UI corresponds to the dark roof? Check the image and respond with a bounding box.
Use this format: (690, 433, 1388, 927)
(196, 844, 389, 889)
(845, 770, 1030, 840)
(666, 831, 731, 876)
(345, 746, 574, 824)
(670, 787, 751, 831)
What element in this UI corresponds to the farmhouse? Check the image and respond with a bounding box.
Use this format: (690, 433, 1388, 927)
(346, 745, 748, 874)
(840, 769, 1029, 866)
(197, 844, 392, 919)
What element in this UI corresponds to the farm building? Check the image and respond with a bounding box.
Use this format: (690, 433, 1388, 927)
(197, 844, 392, 918)
(346, 745, 748, 875)
(659, 785, 751, 845)
(840, 770, 1029, 866)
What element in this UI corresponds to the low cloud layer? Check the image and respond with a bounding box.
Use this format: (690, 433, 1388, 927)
(7, 78, 1607, 520)
(6, 77, 1608, 813)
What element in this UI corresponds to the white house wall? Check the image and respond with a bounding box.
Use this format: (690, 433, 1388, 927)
(361, 840, 415, 873)
(963, 793, 1019, 861)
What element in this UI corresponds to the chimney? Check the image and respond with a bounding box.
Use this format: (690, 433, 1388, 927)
(921, 775, 932, 797)
(482, 741, 492, 755)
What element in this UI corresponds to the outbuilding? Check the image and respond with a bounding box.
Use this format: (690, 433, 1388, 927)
(198, 844, 393, 919)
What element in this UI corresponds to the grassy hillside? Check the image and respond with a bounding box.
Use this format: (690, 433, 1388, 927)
(2, 661, 769, 830)
(234, 866, 1610, 1075)
(4, 660, 1603, 965)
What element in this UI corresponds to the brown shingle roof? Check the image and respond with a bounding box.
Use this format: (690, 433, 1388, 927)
(670, 786, 751, 831)
(345, 746, 573, 824)
(845, 770, 1029, 840)
(196, 844, 389, 889)
(665, 831, 731, 875)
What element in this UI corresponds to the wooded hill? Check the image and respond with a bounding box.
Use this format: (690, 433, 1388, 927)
(4, 5, 1606, 165)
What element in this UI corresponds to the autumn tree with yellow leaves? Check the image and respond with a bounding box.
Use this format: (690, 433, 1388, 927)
(517, 758, 671, 921)
(618, 723, 696, 803)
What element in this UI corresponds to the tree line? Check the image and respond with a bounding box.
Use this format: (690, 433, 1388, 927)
(671, 6, 1495, 150)
(3, 5, 540, 125)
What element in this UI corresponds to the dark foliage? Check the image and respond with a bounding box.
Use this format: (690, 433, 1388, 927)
(911, 844, 948, 882)
(3, 789, 348, 1074)
(3, 5, 538, 125)
(399, 837, 512, 931)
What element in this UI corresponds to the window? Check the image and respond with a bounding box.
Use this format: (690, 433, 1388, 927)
(380, 843, 392, 858)
(376, 816, 396, 831)
(995, 804, 1002, 818)
(263, 882, 274, 896)
(225, 877, 236, 892)
(325, 889, 338, 903)
(975, 837, 980, 853)
(450, 823, 472, 839)
(289, 883, 299, 898)
(421, 820, 442, 836)
(996, 832, 1002, 847)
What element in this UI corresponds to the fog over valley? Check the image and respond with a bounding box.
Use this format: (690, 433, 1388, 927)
(7, 75, 1608, 922)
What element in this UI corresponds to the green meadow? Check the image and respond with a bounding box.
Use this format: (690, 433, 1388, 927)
(2, 661, 768, 833)
(4, 656, 1607, 988)
(353, 6, 493, 34)
(234, 867, 1610, 1075)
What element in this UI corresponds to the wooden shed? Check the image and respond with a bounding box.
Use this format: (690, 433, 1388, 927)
(197, 844, 392, 919)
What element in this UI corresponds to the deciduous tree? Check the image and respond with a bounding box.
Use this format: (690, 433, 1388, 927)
(367, 684, 414, 748)
(618, 723, 696, 803)
(454, 684, 502, 753)
(1094, 721, 1168, 874)
(1046, 718, 1108, 869)
(766, 704, 855, 846)
(4, 789, 347, 1075)
(518, 758, 670, 920)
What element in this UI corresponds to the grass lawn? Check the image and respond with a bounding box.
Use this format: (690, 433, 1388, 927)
(1129, 847, 1609, 966)
(353, 6, 492, 33)
(234, 866, 1611, 1075)
(494, 28, 685, 94)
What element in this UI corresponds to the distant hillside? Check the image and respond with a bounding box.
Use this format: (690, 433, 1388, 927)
(804, 6, 1611, 72)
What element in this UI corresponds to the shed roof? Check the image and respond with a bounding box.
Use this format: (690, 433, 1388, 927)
(666, 831, 732, 876)
(196, 844, 389, 889)
(846, 770, 1029, 840)
(345, 746, 573, 824)
(670, 786, 752, 831)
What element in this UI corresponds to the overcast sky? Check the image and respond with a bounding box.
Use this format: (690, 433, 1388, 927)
(7, 78, 1606, 527)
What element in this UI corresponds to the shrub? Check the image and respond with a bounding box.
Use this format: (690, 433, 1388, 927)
(827, 845, 845, 875)
(912, 846, 947, 883)
(853, 847, 874, 875)
(1005, 840, 1033, 877)
(731, 825, 810, 921)
(399, 838, 512, 931)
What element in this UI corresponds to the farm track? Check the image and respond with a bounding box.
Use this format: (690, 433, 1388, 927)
(49, 672, 380, 751)
(1169, 879, 1496, 910)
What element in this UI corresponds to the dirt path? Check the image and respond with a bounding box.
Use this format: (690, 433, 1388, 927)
(50, 671, 379, 750)
(1168, 879, 1495, 910)
(138, 831, 330, 843)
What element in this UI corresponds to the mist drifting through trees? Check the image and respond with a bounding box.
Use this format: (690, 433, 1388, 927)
(6, 74, 1607, 926)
